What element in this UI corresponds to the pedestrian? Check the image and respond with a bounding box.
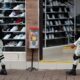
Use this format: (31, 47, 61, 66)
(0, 40, 7, 75)
(66, 37, 80, 75)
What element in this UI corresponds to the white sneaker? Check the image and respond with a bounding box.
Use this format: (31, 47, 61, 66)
(13, 35, 18, 39)
(21, 35, 25, 39)
(3, 34, 11, 39)
(16, 41, 23, 46)
(18, 34, 25, 39)
(21, 27, 25, 32)
(18, 34, 24, 39)
(13, 4, 24, 10)
(9, 11, 16, 17)
(5, 41, 17, 47)
(10, 26, 18, 32)
(17, 12, 25, 17)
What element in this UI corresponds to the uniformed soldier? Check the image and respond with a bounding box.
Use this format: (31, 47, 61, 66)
(66, 37, 80, 75)
(0, 40, 7, 75)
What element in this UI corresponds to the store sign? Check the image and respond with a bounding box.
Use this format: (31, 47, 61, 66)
(29, 27, 39, 49)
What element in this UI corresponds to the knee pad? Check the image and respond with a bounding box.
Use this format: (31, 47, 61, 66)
(73, 54, 79, 60)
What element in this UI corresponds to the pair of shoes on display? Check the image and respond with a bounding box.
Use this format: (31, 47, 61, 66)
(5, 41, 17, 47)
(5, 41, 23, 47)
(14, 34, 25, 39)
(0, 65, 7, 75)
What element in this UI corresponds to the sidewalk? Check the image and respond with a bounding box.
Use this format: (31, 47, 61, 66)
(1, 69, 80, 80)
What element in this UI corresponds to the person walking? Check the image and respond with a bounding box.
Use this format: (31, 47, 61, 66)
(66, 37, 80, 75)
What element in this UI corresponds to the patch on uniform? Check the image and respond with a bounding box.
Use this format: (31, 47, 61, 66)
(0, 55, 4, 60)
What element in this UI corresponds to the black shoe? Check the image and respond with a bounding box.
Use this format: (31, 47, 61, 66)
(0, 65, 7, 75)
(0, 69, 7, 75)
(66, 70, 76, 76)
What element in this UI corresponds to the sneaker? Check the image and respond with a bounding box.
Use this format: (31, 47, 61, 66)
(16, 41, 23, 46)
(9, 11, 16, 17)
(15, 18, 24, 24)
(10, 26, 18, 32)
(3, 34, 11, 39)
(5, 41, 17, 46)
(17, 12, 25, 17)
(21, 35, 25, 39)
(21, 27, 25, 32)
(18, 34, 24, 39)
(13, 4, 24, 10)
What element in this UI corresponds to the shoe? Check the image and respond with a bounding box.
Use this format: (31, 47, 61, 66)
(13, 4, 24, 10)
(17, 12, 25, 17)
(21, 27, 25, 32)
(5, 41, 17, 47)
(0, 65, 7, 75)
(15, 18, 24, 24)
(16, 41, 23, 46)
(10, 26, 18, 32)
(3, 34, 11, 39)
(18, 34, 24, 39)
(9, 11, 16, 17)
(13, 35, 18, 39)
(66, 70, 76, 76)
(66, 65, 77, 76)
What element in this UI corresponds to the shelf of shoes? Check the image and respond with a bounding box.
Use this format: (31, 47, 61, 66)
(0, 0, 26, 51)
(43, 0, 74, 47)
(0, 0, 25, 3)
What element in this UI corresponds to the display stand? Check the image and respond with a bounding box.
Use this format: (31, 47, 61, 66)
(27, 26, 39, 71)
(27, 49, 37, 71)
